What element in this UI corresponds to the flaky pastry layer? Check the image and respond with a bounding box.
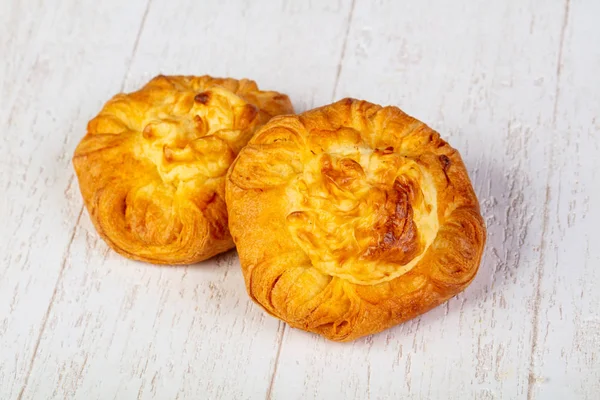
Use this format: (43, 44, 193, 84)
(226, 98, 486, 341)
(73, 75, 293, 264)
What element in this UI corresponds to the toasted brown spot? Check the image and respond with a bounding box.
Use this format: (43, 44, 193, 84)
(194, 91, 211, 104)
(362, 179, 421, 264)
(163, 145, 174, 162)
(439, 154, 451, 170)
(142, 125, 154, 139)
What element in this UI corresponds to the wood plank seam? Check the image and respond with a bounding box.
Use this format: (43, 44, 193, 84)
(16, 208, 84, 400)
(262, 3, 358, 397)
(13, 1, 154, 397)
(265, 322, 286, 400)
(551, 0, 571, 123)
(122, 0, 154, 87)
(526, 1, 571, 399)
(8, 1, 593, 398)
(331, 0, 357, 101)
(264, 2, 358, 397)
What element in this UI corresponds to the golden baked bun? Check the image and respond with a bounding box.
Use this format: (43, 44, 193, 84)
(73, 75, 293, 264)
(226, 98, 486, 341)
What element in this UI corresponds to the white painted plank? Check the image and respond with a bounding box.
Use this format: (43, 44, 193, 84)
(270, 1, 569, 399)
(529, 0, 600, 398)
(3, 1, 599, 399)
(0, 1, 150, 399)
(123, 0, 354, 113)
(21, 1, 355, 399)
(0, 0, 61, 127)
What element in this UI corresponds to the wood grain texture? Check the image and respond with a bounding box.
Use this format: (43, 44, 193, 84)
(13, 1, 356, 399)
(529, 0, 600, 398)
(0, 1, 149, 398)
(1, 0, 598, 399)
(270, 0, 594, 399)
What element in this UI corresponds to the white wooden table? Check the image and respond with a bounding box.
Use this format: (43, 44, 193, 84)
(2, 0, 599, 399)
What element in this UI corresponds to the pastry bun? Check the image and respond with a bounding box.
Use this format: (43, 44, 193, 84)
(226, 98, 485, 341)
(73, 75, 293, 264)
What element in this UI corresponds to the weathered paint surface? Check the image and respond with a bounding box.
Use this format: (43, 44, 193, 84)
(1, 0, 598, 399)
